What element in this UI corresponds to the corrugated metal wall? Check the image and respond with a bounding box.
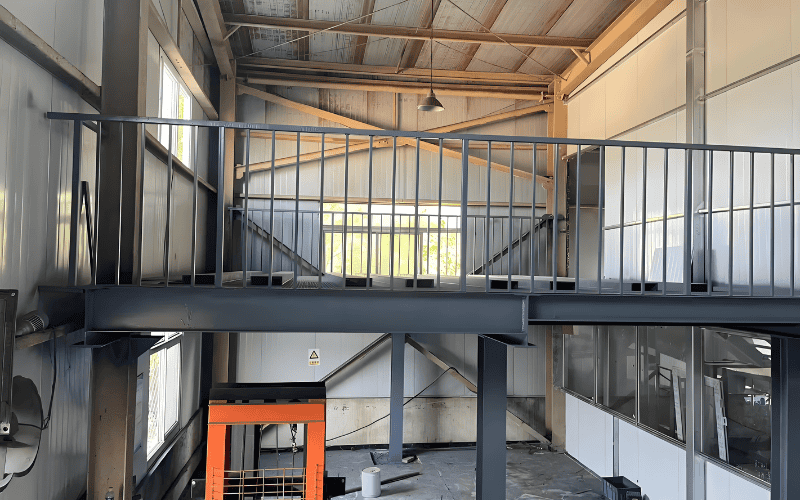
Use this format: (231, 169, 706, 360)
(0, 0, 102, 497)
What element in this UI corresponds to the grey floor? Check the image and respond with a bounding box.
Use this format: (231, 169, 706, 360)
(320, 444, 605, 500)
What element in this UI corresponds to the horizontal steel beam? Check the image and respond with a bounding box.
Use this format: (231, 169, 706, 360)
(85, 287, 527, 335)
(529, 294, 800, 331)
(222, 14, 593, 49)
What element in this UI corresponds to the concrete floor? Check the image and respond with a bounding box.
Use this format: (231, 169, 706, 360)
(320, 444, 605, 500)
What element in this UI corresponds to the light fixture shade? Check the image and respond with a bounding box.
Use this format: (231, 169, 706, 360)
(418, 90, 445, 112)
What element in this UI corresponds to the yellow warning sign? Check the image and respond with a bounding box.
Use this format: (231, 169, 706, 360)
(308, 349, 321, 366)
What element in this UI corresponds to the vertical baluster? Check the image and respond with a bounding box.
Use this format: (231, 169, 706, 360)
(164, 125, 174, 287)
(391, 137, 397, 290)
(319, 133, 325, 284)
(684, 150, 693, 295)
(414, 138, 420, 290)
(191, 125, 199, 287)
(68, 120, 83, 287)
(598, 146, 605, 294)
(728, 151, 734, 296)
(553, 144, 560, 293)
(640, 148, 647, 295)
(138, 123, 148, 286)
(486, 142, 492, 291)
(788, 153, 796, 297)
(367, 136, 374, 290)
(531, 143, 538, 293)
(116, 123, 124, 286)
(242, 130, 251, 288)
(662, 148, 668, 296)
(619, 147, 626, 295)
(749, 152, 754, 296)
(214, 126, 225, 288)
(91, 122, 101, 286)
(707, 151, 714, 296)
(269, 131, 276, 288)
(575, 145, 582, 293)
(343, 135, 349, 289)
(508, 143, 515, 290)
(438, 139, 443, 290)
(770, 153, 775, 296)
(293, 133, 301, 288)
(461, 140, 469, 292)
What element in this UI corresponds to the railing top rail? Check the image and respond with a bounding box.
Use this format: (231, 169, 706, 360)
(46, 112, 800, 156)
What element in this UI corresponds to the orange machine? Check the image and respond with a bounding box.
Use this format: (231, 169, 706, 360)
(204, 383, 331, 500)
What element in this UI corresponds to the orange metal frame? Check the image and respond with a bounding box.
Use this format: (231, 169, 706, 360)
(205, 402, 326, 500)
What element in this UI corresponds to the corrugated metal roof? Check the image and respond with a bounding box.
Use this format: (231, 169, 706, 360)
(228, 0, 636, 77)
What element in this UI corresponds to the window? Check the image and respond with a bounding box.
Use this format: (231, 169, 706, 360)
(597, 325, 637, 419)
(322, 203, 462, 277)
(147, 332, 182, 459)
(702, 329, 771, 481)
(564, 326, 596, 400)
(159, 61, 192, 168)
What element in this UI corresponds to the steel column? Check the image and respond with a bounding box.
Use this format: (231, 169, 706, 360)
(476, 335, 507, 500)
(687, 0, 707, 283)
(388, 332, 405, 462)
(772, 337, 800, 499)
(686, 326, 704, 500)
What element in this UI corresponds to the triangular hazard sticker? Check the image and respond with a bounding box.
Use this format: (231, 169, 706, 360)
(310, 351, 319, 359)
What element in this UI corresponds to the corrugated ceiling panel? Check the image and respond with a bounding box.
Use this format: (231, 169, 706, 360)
(309, 0, 362, 63)
(362, 0, 426, 66)
(417, 0, 495, 70)
(467, 0, 569, 73)
(519, 0, 633, 75)
(245, 0, 299, 59)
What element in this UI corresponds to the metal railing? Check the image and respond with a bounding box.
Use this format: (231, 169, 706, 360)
(212, 467, 306, 499)
(47, 112, 800, 297)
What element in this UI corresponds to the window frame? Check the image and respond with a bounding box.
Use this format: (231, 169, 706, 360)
(158, 56, 194, 169)
(145, 332, 183, 463)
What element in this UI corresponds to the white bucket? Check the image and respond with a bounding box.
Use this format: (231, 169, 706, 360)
(361, 467, 381, 498)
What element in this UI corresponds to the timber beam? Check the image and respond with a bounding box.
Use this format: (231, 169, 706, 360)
(196, 0, 235, 78)
(223, 13, 593, 50)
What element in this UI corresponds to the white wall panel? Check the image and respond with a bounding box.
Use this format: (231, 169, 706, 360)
(706, 462, 769, 500)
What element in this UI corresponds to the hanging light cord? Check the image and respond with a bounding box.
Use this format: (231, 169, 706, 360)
(429, 0, 434, 91)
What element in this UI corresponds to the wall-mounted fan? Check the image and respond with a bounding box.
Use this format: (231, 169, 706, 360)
(0, 291, 46, 491)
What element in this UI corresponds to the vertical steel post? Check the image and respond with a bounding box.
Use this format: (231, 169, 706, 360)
(242, 130, 251, 288)
(215, 127, 226, 288)
(92, 122, 102, 286)
(367, 136, 374, 289)
(771, 153, 776, 296)
(687, 0, 707, 286)
(749, 152, 755, 296)
(508, 143, 515, 289)
(771, 336, 800, 499)
(706, 153, 714, 295)
(191, 126, 199, 286)
(137, 124, 147, 286)
(575, 145, 582, 293)
(68, 120, 83, 287)
(598, 146, 605, 294)
(552, 145, 560, 292)
(294, 133, 301, 288)
(414, 138, 420, 289)
(390, 138, 397, 290)
(269, 131, 276, 288)
(116, 123, 124, 286)
(640, 148, 647, 294)
(438, 139, 444, 290)
(343, 135, 349, 288)
(791, 154, 796, 296)
(684, 150, 694, 295)
(476, 336, 507, 500)
(662, 149, 669, 295)
(388, 332, 405, 463)
(461, 140, 469, 292)
(486, 142, 492, 291)
(319, 133, 325, 283)
(728, 151, 734, 295)
(164, 126, 174, 287)
(531, 143, 538, 292)
(620, 147, 626, 295)
(686, 326, 705, 500)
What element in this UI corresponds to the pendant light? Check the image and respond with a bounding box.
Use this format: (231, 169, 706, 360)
(418, 0, 444, 112)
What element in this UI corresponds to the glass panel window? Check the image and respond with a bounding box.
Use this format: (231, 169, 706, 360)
(147, 335, 182, 459)
(565, 326, 596, 400)
(597, 325, 637, 419)
(703, 329, 771, 482)
(159, 61, 193, 168)
(638, 326, 689, 442)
